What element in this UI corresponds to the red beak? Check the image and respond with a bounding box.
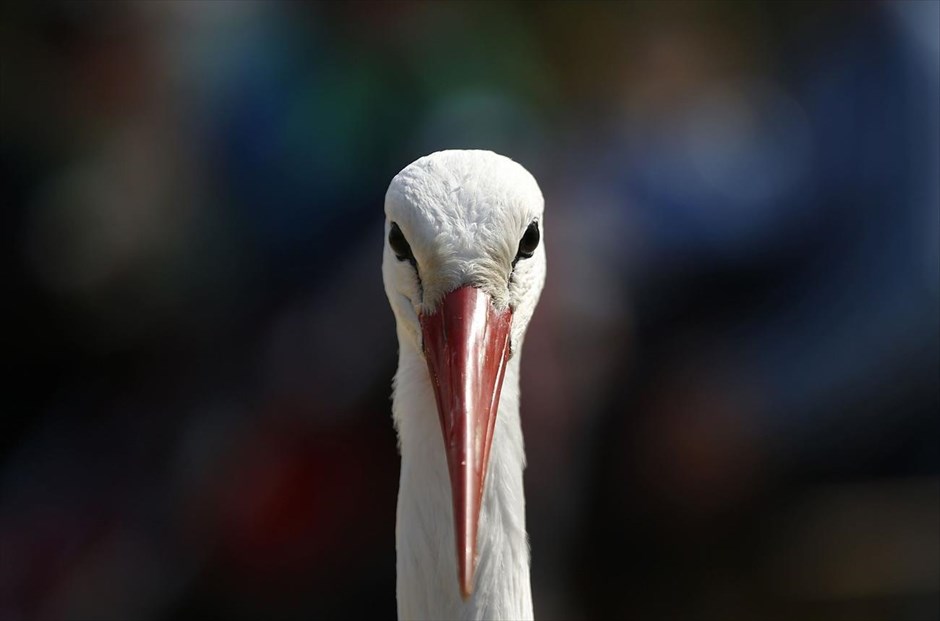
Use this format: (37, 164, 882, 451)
(419, 286, 512, 600)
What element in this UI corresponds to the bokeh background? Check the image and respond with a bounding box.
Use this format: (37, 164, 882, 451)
(2, 1, 938, 620)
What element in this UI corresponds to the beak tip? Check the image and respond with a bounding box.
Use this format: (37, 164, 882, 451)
(459, 554, 475, 600)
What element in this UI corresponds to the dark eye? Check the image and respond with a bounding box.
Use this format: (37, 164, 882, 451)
(514, 221, 540, 264)
(389, 222, 415, 265)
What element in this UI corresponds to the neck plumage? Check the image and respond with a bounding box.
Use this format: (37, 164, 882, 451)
(392, 335, 533, 621)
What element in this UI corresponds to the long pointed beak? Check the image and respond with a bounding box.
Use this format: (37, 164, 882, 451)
(419, 286, 512, 600)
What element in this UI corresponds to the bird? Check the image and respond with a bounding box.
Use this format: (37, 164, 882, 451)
(382, 150, 545, 620)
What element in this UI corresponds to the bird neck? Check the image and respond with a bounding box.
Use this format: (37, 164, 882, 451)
(392, 338, 533, 621)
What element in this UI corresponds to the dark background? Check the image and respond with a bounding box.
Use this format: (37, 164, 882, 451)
(2, 1, 938, 620)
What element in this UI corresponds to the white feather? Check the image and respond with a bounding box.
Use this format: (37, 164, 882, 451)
(383, 150, 545, 620)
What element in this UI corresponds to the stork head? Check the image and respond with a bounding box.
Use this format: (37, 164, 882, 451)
(382, 150, 545, 599)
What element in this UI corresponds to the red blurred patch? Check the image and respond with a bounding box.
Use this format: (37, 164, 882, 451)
(196, 416, 395, 590)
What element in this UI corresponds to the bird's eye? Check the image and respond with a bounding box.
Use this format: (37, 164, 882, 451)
(514, 221, 540, 264)
(389, 222, 416, 265)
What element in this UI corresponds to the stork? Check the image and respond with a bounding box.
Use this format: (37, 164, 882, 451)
(383, 150, 545, 620)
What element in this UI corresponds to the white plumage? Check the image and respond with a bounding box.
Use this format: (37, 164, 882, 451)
(383, 150, 546, 620)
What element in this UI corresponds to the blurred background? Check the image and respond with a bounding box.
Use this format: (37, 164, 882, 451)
(2, 1, 938, 619)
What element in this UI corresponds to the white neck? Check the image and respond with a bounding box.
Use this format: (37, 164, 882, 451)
(392, 331, 533, 621)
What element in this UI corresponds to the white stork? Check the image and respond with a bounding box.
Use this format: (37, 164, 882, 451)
(383, 150, 545, 620)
